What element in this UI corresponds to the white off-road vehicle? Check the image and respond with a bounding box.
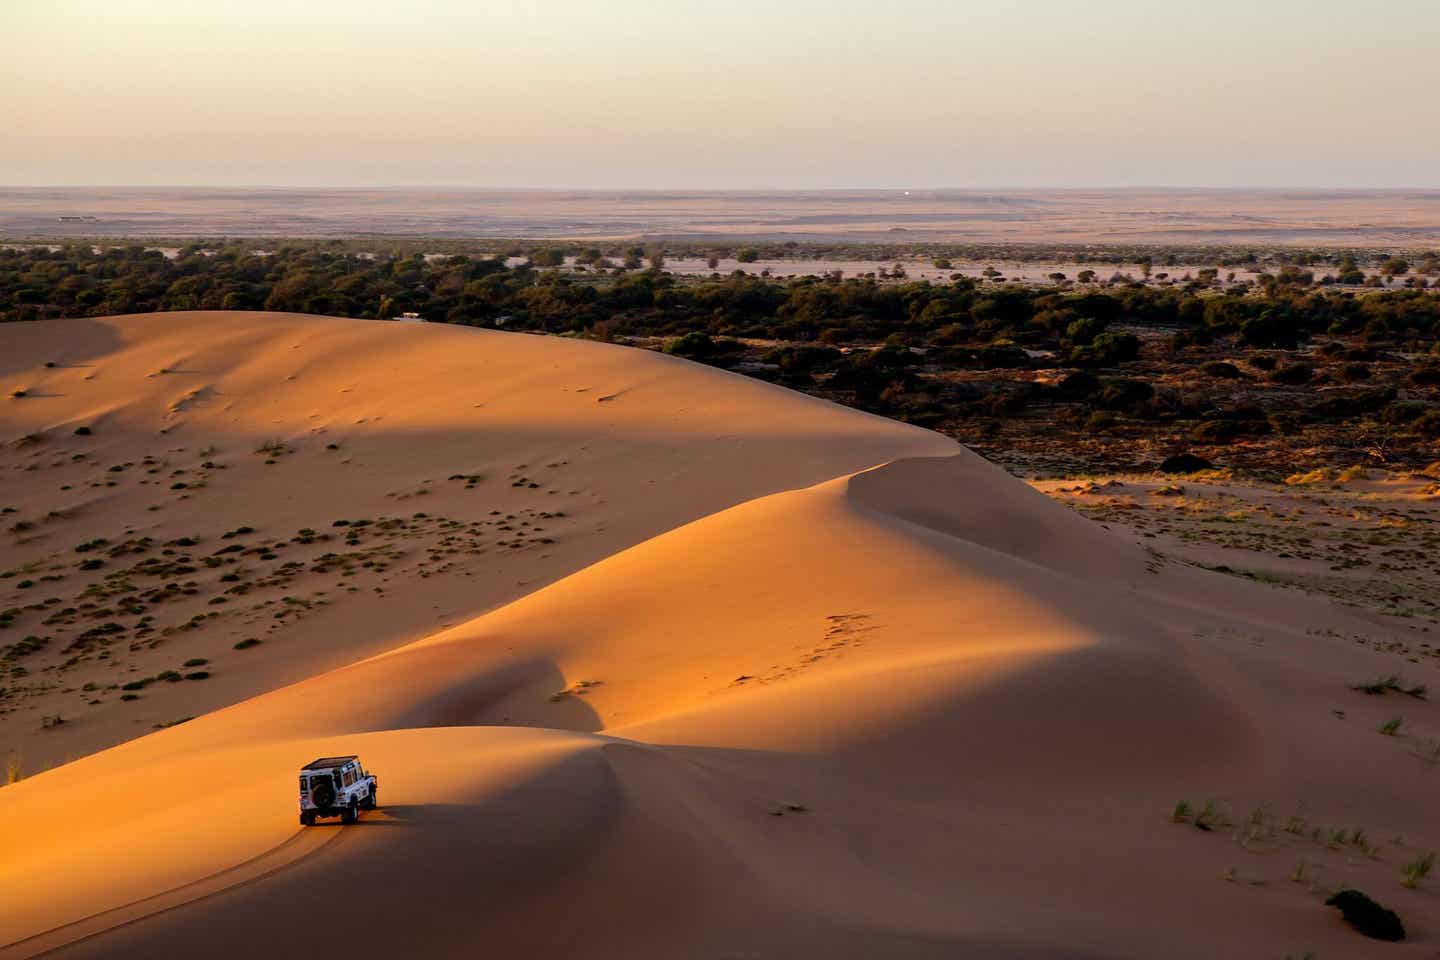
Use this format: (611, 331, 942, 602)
(299, 755, 378, 825)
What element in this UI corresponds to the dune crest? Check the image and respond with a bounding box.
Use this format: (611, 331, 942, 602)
(0, 311, 954, 770)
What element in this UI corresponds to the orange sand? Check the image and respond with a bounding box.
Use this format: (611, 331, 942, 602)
(0, 313, 1436, 958)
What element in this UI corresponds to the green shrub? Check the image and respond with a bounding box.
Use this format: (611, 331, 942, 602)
(1311, 388, 1396, 419)
(1160, 453, 1213, 474)
(1271, 363, 1313, 385)
(1191, 420, 1240, 443)
(1248, 353, 1278, 371)
(1200, 360, 1244, 379)
(1071, 331, 1140, 367)
(1054, 370, 1101, 399)
(1065, 316, 1107, 346)
(1095, 378, 1153, 413)
(1409, 366, 1440, 386)
(974, 341, 1031, 369)
(663, 332, 743, 364)
(663, 331, 715, 358)
(1415, 411, 1440, 437)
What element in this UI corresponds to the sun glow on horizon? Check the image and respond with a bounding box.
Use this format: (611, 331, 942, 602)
(4, 0, 1439, 188)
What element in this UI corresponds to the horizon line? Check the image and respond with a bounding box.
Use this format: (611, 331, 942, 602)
(4, 184, 1440, 194)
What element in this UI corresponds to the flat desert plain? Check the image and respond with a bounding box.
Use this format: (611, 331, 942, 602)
(6, 187, 1440, 245)
(1, 312, 1438, 958)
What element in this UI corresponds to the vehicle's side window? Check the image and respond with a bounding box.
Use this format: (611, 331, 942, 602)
(343, 770, 355, 787)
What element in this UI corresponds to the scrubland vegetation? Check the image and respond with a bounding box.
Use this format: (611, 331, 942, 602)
(4, 242, 1440, 474)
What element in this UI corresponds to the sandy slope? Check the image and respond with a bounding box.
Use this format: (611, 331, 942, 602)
(2, 314, 1438, 958)
(0, 311, 952, 769)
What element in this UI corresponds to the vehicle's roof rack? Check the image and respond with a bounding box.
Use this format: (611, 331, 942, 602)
(302, 755, 358, 770)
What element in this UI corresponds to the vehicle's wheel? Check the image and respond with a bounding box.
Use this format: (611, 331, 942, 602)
(342, 799, 358, 824)
(310, 781, 335, 813)
(300, 811, 315, 826)
(364, 786, 377, 809)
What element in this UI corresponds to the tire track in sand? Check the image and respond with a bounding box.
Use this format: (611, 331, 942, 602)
(0, 825, 354, 959)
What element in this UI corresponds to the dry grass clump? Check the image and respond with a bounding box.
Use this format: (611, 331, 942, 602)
(1169, 797, 1232, 831)
(1336, 465, 1369, 483)
(254, 439, 291, 459)
(1351, 675, 1427, 699)
(1284, 464, 1368, 487)
(548, 679, 603, 702)
(1285, 467, 1335, 486)
(1401, 852, 1435, 889)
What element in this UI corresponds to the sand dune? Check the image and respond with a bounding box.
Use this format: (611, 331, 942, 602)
(2, 313, 1437, 958)
(0, 312, 952, 769)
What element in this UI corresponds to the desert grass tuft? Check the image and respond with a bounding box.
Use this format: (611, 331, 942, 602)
(1352, 675, 1427, 699)
(254, 439, 290, 458)
(1401, 852, 1435, 890)
(1194, 798, 1229, 831)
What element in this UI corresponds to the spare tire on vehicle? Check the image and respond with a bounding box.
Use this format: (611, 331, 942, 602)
(310, 780, 335, 811)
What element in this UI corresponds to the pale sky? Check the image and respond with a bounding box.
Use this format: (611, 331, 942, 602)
(4, 0, 1439, 188)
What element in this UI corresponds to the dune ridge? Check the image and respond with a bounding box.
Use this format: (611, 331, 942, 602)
(0, 311, 953, 770)
(1, 313, 1437, 958)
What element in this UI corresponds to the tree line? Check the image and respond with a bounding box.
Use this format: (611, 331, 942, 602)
(5, 243, 1440, 358)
